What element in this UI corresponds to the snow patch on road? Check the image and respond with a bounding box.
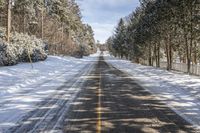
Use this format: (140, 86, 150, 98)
(0, 53, 99, 132)
(105, 55, 200, 129)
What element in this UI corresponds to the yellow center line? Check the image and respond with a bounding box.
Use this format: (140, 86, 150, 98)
(97, 70, 102, 133)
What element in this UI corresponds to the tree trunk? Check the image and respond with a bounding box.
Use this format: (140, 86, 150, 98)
(185, 34, 190, 74)
(169, 40, 172, 70)
(6, 0, 11, 43)
(165, 37, 171, 70)
(120, 53, 123, 59)
(148, 43, 152, 66)
(194, 43, 197, 64)
(153, 43, 157, 67)
(157, 42, 160, 67)
(41, 7, 44, 39)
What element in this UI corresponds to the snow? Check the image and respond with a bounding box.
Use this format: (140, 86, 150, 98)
(0, 53, 99, 132)
(104, 54, 200, 129)
(1, 49, 200, 131)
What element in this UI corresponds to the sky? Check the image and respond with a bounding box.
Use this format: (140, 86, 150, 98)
(76, 0, 140, 43)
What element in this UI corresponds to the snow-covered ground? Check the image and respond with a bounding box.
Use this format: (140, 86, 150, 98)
(0, 53, 99, 132)
(2, 50, 200, 131)
(104, 54, 200, 129)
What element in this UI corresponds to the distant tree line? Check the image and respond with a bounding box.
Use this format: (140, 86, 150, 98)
(0, 0, 96, 56)
(107, 0, 200, 73)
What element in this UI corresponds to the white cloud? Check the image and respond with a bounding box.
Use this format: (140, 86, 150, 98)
(76, 0, 140, 43)
(77, 0, 136, 8)
(90, 23, 115, 43)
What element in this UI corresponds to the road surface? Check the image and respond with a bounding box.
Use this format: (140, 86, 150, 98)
(7, 56, 198, 133)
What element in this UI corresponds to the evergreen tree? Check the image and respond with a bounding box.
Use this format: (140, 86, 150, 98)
(108, 0, 200, 73)
(0, 0, 96, 56)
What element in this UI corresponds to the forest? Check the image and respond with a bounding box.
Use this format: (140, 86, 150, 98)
(0, 0, 96, 66)
(107, 0, 200, 74)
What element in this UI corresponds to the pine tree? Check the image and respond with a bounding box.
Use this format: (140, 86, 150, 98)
(0, 0, 96, 56)
(108, 0, 200, 73)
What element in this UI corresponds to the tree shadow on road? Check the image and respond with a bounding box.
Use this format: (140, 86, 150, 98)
(64, 57, 198, 133)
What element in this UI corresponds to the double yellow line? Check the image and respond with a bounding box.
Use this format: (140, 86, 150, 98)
(97, 70, 102, 133)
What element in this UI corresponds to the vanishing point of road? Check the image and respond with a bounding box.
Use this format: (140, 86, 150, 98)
(8, 56, 198, 133)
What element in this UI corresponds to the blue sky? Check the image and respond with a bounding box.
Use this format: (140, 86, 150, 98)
(76, 0, 140, 43)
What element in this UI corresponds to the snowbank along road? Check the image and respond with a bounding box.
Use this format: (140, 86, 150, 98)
(0, 54, 199, 132)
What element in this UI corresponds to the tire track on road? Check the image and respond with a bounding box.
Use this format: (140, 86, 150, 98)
(7, 63, 94, 133)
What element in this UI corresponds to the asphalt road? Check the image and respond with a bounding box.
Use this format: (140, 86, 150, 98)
(7, 56, 198, 133)
(64, 56, 197, 133)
